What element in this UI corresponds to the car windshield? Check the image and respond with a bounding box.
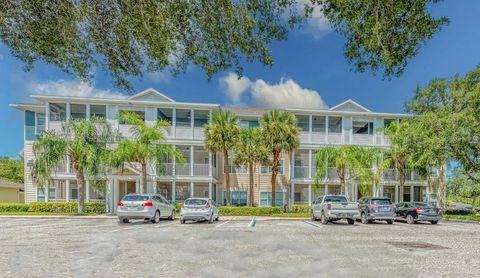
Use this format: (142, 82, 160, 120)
(123, 195, 149, 201)
(324, 196, 348, 202)
(371, 199, 391, 205)
(185, 199, 207, 206)
(413, 202, 429, 208)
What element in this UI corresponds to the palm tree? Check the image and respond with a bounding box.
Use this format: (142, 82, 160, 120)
(233, 127, 269, 206)
(314, 145, 371, 197)
(260, 110, 299, 207)
(111, 111, 184, 194)
(204, 109, 240, 206)
(32, 117, 114, 213)
(356, 148, 393, 197)
(384, 121, 414, 203)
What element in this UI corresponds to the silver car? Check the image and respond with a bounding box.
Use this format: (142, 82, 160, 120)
(180, 198, 219, 224)
(117, 194, 176, 224)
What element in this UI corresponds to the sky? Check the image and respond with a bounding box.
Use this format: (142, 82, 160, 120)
(1, 1, 480, 158)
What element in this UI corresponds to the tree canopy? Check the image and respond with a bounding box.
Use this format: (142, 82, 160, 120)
(0, 157, 24, 183)
(0, 0, 447, 90)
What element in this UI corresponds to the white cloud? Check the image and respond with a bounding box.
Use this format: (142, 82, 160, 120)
(295, 0, 331, 40)
(146, 71, 172, 84)
(27, 79, 126, 98)
(219, 73, 251, 103)
(220, 73, 328, 109)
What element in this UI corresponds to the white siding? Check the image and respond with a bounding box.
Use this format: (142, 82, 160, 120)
(23, 143, 36, 203)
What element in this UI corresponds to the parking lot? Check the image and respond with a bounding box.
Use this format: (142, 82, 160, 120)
(0, 218, 479, 277)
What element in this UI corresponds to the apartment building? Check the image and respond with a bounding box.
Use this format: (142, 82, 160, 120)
(11, 88, 435, 212)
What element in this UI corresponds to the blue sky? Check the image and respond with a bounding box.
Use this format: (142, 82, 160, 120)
(1, 1, 480, 158)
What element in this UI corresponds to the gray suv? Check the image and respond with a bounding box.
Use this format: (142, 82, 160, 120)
(117, 194, 176, 224)
(357, 197, 395, 224)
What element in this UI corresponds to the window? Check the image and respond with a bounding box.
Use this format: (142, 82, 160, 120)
(353, 121, 374, 135)
(224, 161, 248, 174)
(295, 115, 309, 131)
(312, 116, 326, 132)
(328, 117, 342, 133)
(49, 103, 66, 121)
(240, 120, 259, 129)
(48, 187, 56, 199)
(371, 199, 391, 205)
(157, 108, 173, 123)
(176, 109, 191, 127)
(70, 104, 86, 119)
(324, 195, 348, 202)
(261, 159, 284, 175)
(37, 188, 45, 202)
(36, 113, 45, 134)
(185, 199, 208, 206)
(260, 192, 283, 207)
(194, 110, 209, 127)
(91, 105, 106, 118)
(122, 195, 149, 201)
(222, 191, 247, 206)
(71, 188, 78, 200)
(119, 109, 145, 124)
(384, 118, 396, 127)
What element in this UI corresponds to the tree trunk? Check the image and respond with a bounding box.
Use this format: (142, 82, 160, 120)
(74, 167, 86, 214)
(438, 163, 446, 209)
(399, 167, 405, 203)
(141, 162, 147, 194)
(271, 151, 279, 207)
(224, 150, 231, 206)
(338, 167, 345, 195)
(249, 162, 254, 206)
(472, 195, 478, 212)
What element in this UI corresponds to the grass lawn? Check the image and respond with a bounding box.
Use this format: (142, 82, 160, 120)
(444, 213, 480, 222)
(0, 211, 97, 216)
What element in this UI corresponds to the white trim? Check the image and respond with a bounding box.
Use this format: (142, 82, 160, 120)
(129, 88, 175, 102)
(329, 99, 371, 112)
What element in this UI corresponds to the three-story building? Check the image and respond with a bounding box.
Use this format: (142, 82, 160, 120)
(11, 88, 435, 213)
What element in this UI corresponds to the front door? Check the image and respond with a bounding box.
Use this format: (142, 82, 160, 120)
(119, 181, 137, 200)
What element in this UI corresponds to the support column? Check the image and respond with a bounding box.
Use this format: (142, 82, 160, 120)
(86, 104, 91, 120)
(395, 184, 399, 203)
(172, 181, 176, 202)
(66, 180, 70, 202)
(172, 108, 176, 139)
(208, 152, 213, 177)
(113, 179, 119, 213)
(308, 184, 312, 205)
(325, 116, 329, 143)
(66, 103, 71, 121)
(209, 182, 213, 199)
(45, 102, 50, 130)
(136, 178, 140, 193)
(308, 115, 313, 143)
(308, 150, 312, 179)
(45, 180, 50, 202)
(291, 183, 295, 205)
(106, 178, 112, 213)
(325, 184, 329, 195)
(190, 182, 194, 198)
(190, 145, 194, 176)
(410, 185, 414, 202)
(291, 150, 295, 178)
(172, 145, 176, 176)
(190, 109, 195, 139)
(85, 179, 90, 202)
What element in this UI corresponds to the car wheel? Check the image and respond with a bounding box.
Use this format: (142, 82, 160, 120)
(151, 211, 160, 224)
(180, 219, 185, 224)
(169, 210, 175, 220)
(120, 218, 129, 224)
(430, 220, 438, 225)
(406, 214, 415, 224)
(215, 215, 219, 221)
(386, 220, 393, 225)
(310, 210, 317, 221)
(347, 218, 354, 225)
(208, 214, 214, 224)
(361, 212, 368, 224)
(321, 212, 328, 225)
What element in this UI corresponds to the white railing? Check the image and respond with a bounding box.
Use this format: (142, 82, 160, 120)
(382, 136, 391, 146)
(327, 133, 342, 144)
(157, 163, 174, 176)
(53, 160, 68, 173)
(311, 132, 326, 144)
(382, 169, 397, 181)
(352, 134, 374, 145)
(299, 131, 310, 143)
(193, 163, 209, 176)
(48, 121, 63, 133)
(175, 164, 191, 176)
(327, 167, 339, 180)
(119, 124, 135, 138)
(159, 127, 172, 138)
(193, 127, 204, 139)
(175, 126, 191, 139)
(293, 166, 309, 178)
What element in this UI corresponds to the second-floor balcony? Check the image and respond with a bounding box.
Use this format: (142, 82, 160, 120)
(157, 163, 214, 177)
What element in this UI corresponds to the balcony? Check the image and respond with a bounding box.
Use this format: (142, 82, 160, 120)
(193, 127, 204, 139)
(193, 163, 209, 176)
(311, 132, 326, 144)
(382, 169, 397, 181)
(157, 163, 174, 176)
(175, 164, 191, 176)
(352, 134, 374, 145)
(175, 125, 191, 139)
(293, 166, 309, 178)
(299, 131, 309, 142)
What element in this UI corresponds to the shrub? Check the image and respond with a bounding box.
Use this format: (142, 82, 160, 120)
(219, 206, 282, 216)
(291, 205, 310, 213)
(27, 202, 106, 214)
(173, 201, 183, 212)
(0, 202, 29, 212)
(444, 209, 477, 215)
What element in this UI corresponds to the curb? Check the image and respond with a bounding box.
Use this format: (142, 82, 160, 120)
(0, 215, 117, 220)
(443, 218, 480, 224)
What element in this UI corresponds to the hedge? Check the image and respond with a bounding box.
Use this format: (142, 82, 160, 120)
(27, 202, 106, 214)
(218, 206, 282, 216)
(444, 209, 477, 215)
(291, 205, 310, 214)
(0, 202, 29, 212)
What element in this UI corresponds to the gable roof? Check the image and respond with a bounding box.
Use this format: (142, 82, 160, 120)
(0, 179, 23, 190)
(329, 99, 371, 113)
(129, 88, 175, 102)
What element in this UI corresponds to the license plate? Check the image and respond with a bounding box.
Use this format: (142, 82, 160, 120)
(127, 207, 138, 210)
(379, 207, 389, 212)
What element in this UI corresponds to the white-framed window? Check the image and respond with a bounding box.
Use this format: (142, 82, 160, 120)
(261, 159, 284, 175)
(35, 113, 45, 135)
(223, 159, 248, 174)
(222, 191, 247, 206)
(37, 187, 45, 202)
(353, 121, 374, 135)
(259, 191, 284, 207)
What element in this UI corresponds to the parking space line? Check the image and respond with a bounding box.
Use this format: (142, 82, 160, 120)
(303, 220, 322, 228)
(248, 219, 257, 228)
(110, 226, 137, 233)
(155, 222, 177, 228)
(215, 220, 230, 228)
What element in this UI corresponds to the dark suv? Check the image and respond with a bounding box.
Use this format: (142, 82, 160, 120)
(395, 202, 442, 224)
(357, 197, 395, 224)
